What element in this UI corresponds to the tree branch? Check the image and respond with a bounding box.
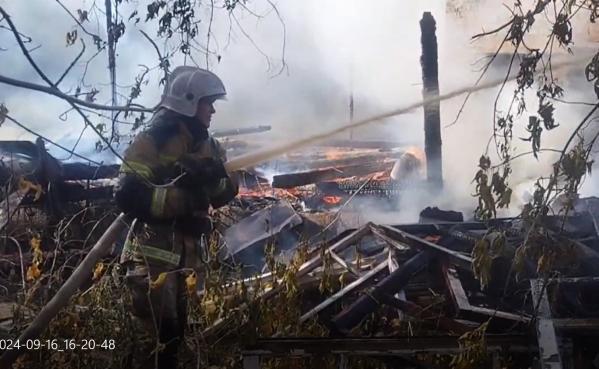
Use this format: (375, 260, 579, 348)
(3, 113, 102, 165)
(0, 6, 158, 187)
(0, 73, 152, 112)
(55, 0, 104, 47)
(56, 39, 86, 86)
(0, 7, 55, 87)
(139, 29, 169, 82)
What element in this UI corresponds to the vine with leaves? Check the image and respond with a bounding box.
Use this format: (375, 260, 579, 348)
(466, 0, 599, 309)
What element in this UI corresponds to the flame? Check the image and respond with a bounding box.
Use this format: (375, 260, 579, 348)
(238, 189, 266, 197)
(324, 148, 347, 161)
(238, 186, 303, 202)
(322, 195, 343, 205)
(404, 146, 426, 163)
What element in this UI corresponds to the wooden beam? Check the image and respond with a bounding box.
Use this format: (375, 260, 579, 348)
(299, 260, 389, 324)
(380, 225, 472, 269)
(444, 266, 531, 323)
(329, 250, 360, 277)
(272, 162, 393, 188)
(378, 293, 471, 334)
(530, 279, 563, 369)
(242, 336, 533, 356)
(420, 11, 443, 190)
(331, 252, 428, 333)
(202, 224, 372, 337)
(370, 225, 411, 252)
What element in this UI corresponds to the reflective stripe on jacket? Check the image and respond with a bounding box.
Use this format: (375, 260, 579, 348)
(116, 108, 238, 269)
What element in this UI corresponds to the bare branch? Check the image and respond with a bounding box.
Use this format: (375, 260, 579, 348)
(55, 0, 104, 47)
(0, 6, 157, 186)
(62, 124, 88, 162)
(0, 7, 55, 87)
(557, 102, 599, 165)
(266, 0, 288, 77)
(230, 10, 272, 72)
(472, 20, 513, 40)
(0, 73, 152, 112)
(55, 39, 86, 86)
(0, 24, 32, 43)
(3, 113, 102, 165)
(206, 0, 215, 69)
(139, 29, 169, 82)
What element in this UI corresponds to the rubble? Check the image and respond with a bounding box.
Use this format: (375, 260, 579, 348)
(1, 138, 599, 369)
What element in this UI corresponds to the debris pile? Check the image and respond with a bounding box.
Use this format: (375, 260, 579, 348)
(1, 138, 598, 369)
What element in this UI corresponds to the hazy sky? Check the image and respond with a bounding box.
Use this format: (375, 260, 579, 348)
(0, 1, 450, 154)
(1, 0, 598, 213)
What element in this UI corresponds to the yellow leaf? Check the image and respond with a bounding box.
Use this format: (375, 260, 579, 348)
(18, 178, 43, 201)
(26, 263, 41, 281)
(30, 236, 41, 251)
(30, 236, 43, 265)
(150, 272, 168, 290)
(185, 272, 197, 295)
(93, 262, 105, 281)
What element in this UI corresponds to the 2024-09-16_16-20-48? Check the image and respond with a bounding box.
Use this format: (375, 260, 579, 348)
(0, 339, 116, 351)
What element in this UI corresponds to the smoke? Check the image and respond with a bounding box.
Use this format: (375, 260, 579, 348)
(320, 0, 599, 223)
(1, 0, 598, 219)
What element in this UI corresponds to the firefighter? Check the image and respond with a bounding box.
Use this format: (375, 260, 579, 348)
(114, 66, 238, 368)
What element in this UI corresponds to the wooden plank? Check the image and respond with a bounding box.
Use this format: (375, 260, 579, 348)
(329, 250, 360, 277)
(331, 252, 428, 333)
(294, 224, 371, 280)
(381, 224, 472, 269)
(378, 294, 471, 334)
(370, 225, 411, 252)
(212, 125, 271, 138)
(386, 249, 406, 320)
(444, 266, 531, 323)
(299, 260, 389, 324)
(242, 336, 533, 356)
(202, 224, 372, 337)
(272, 162, 393, 188)
(273, 152, 403, 173)
(442, 266, 471, 313)
(553, 318, 599, 331)
(530, 279, 563, 369)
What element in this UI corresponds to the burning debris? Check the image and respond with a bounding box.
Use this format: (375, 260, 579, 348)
(1, 134, 598, 369)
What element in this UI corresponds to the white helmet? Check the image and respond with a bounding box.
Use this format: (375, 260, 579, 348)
(159, 66, 227, 117)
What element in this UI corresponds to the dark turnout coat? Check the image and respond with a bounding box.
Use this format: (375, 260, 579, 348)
(115, 108, 238, 272)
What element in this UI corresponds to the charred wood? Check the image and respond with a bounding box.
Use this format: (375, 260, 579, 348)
(377, 293, 471, 334)
(212, 125, 271, 138)
(420, 12, 443, 190)
(380, 225, 472, 269)
(299, 260, 389, 324)
(530, 279, 563, 369)
(443, 266, 531, 324)
(276, 152, 403, 173)
(242, 335, 534, 356)
(331, 252, 428, 334)
(272, 162, 393, 189)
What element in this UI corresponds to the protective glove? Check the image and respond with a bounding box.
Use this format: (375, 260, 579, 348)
(114, 175, 155, 221)
(175, 155, 228, 189)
